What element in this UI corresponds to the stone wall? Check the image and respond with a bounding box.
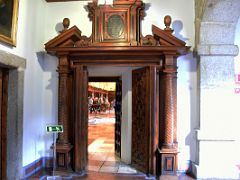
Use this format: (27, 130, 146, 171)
(0, 50, 26, 179)
(194, 0, 240, 178)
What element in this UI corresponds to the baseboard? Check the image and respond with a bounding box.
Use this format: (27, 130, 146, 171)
(22, 157, 53, 179)
(177, 160, 196, 179)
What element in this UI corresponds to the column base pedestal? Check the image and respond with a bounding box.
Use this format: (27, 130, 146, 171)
(54, 143, 73, 171)
(158, 148, 178, 175)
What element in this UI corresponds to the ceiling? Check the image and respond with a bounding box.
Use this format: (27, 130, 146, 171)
(89, 82, 116, 91)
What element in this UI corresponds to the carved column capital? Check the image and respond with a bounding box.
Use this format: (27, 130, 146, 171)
(163, 54, 177, 72)
(57, 55, 71, 74)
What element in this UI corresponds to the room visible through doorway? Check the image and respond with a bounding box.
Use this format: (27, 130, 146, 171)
(87, 80, 137, 174)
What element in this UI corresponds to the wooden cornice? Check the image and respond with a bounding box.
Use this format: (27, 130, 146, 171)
(152, 25, 186, 46)
(46, 46, 190, 57)
(45, 26, 82, 49)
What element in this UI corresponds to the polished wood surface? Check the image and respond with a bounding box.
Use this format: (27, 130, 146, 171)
(115, 79, 121, 157)
(87, 0, 144, 46)
(73, 66, 89, 172)
(132, 67, 150, 173)
(0, 68, 9, 180)
(45, 0, 190, 176)
(0, 69, 2, 179)
(131, 67, 157, 175)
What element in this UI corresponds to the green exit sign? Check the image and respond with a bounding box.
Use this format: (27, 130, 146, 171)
(46, 125, 63, 133)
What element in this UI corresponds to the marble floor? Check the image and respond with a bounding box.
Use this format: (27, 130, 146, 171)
(88, 112, 138, 174)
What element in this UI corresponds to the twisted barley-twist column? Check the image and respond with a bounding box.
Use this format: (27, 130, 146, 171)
(57, 56, 70, 144)
(161, 57, 177, 149)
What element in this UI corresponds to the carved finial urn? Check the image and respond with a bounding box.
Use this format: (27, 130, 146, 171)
(61, 18, 70, 32)
(164, 15, 173, 34)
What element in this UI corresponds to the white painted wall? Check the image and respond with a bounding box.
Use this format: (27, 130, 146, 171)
(0, 0, 47, 167)
(142, 0, 194, 47)
(44, 1, 92, 42)
(0, 0, 196, 172)
(121, 68, 132, 164)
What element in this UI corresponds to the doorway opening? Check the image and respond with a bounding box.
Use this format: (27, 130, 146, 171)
(87, 77, 137, 174)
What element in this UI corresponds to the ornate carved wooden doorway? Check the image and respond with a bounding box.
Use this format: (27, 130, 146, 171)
(45, 0, 189, 177)
(0, 68, 8, 180)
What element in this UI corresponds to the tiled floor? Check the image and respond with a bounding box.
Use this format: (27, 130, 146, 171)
(88, 112, 138, 174)
(29, 111, 195, 179)
(86, 112, 195, 180)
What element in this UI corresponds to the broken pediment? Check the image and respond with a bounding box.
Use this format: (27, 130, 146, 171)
(45, 25, 83, 49)
(45, 0, 189, 55)
(152, 25, 186, 46)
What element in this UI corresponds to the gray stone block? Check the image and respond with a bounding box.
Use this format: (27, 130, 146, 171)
(197, 44, 239, 56)
(199, 56, 234, 88)
(202, 0, 240, 23)
(0, 50, 26, 69)
(200, 22, 236, 44)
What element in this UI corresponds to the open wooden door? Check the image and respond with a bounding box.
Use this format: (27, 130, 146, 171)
(0, 68, 8, 179)
(131, 66, 158, 175)
(115, 79, 122, 157)
(74, 66, 89, 172)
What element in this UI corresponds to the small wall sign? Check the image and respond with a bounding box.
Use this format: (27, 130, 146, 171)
(46, 125, 63, 133)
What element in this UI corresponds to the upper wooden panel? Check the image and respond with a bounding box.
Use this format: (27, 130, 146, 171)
(45, 0, 190, 58)
(87, 0, 144, 46)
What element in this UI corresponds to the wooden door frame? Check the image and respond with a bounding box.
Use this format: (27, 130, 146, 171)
(52, 52, 180, 176)
(47, 49, 184, 176)
(0, 68, 9, 180)
(72, 64, 158, 173)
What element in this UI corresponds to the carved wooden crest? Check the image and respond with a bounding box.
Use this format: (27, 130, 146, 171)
(87, 0, 144, 45)
(45, 0, 188, 51)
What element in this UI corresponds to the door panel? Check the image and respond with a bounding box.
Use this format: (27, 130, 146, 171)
(115, 79, 122, 157)
(74, 66, 88, 172)
(0, 68, 8, 179)
(131, 66, 157, 174)
(0, 69, 2, 179)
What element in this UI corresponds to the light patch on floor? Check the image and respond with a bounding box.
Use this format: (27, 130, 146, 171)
(88, 112, 138, 174)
